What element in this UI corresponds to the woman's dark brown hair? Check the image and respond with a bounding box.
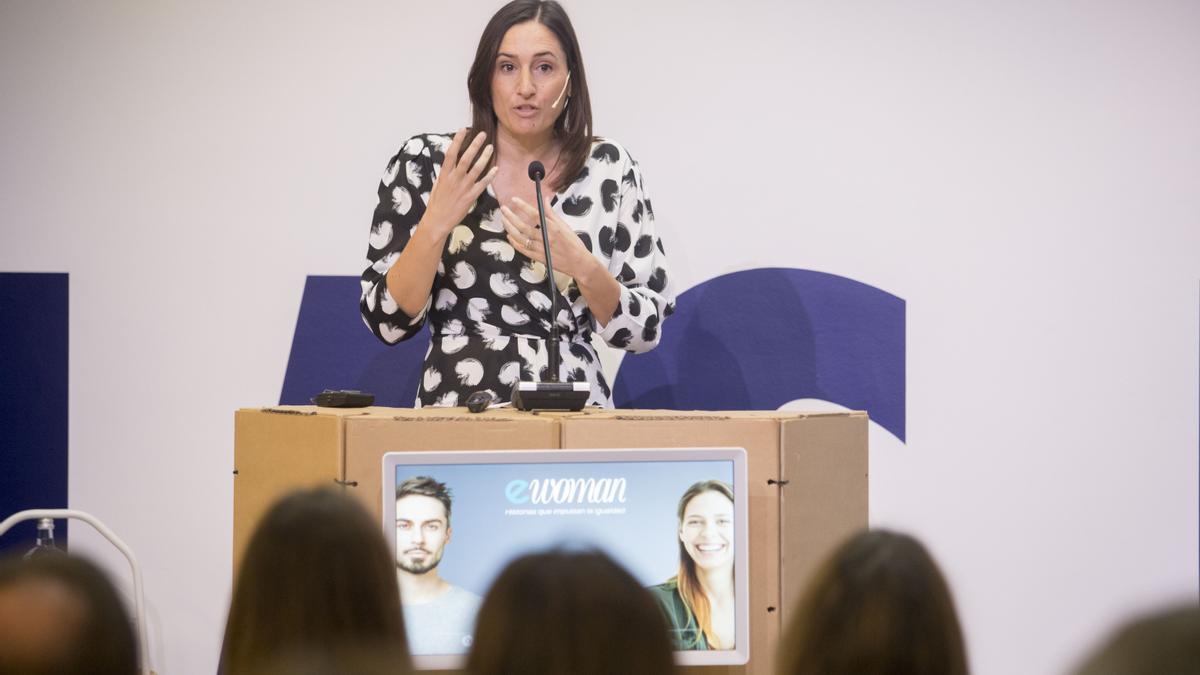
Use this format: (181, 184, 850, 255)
(466, 0, 593, 192)
(466, 548, 676, 675)
(778, 529, 969, 675)
(0, 553, 138, 675)
(219, 487, 410, 674)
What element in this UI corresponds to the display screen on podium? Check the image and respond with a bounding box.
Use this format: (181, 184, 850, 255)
(381, 447, 750, 670)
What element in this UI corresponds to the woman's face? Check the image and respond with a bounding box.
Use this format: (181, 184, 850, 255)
(679, 490, 734, 572)
(490, 20, 570, 141)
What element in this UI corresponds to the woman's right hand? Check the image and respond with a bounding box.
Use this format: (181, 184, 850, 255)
(419, 128, 498, 239)
(382, 129, 497, 318)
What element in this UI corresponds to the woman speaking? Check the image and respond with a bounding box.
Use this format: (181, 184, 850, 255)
(360, 0, 673, 407)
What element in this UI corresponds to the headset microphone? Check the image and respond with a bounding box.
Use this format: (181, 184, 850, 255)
(551, 72, 572, 109)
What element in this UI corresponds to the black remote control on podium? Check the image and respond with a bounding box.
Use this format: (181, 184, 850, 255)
(312, 390, 375, 408)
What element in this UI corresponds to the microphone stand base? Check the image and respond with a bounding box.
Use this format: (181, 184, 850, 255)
(510, 381, 590, 411)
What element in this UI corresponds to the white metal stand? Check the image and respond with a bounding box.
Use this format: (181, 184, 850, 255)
(0, 509, 151, 675)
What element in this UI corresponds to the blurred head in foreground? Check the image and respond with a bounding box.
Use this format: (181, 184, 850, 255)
(0, 553, 138, 675)
(1071, 604, 1199, 675)
(778, 529, 969, 675)
(467, 548, 676, 675)
(244, 644, 413, 675)
(219, 486, 410, 674)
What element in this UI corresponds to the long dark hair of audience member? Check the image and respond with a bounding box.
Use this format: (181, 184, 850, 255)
(1072, 604, 1199, 675)
(219, 487, 411, 674)
(0, 553, 138, 675)
(466, 548, 676, 675)
(778, 529, 969, 675)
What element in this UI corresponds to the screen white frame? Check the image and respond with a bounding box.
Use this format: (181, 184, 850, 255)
(382, 447, 751, 670)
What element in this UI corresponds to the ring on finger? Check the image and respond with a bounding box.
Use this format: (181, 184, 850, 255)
(526, 236, 533, 248)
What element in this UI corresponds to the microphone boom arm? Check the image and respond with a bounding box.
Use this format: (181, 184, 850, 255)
(511, 160, 590, 411)
(531, 174, 561, 382)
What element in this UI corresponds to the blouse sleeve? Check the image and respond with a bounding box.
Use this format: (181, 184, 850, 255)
(359, 136, 435, 344)
(593, 156, 676, 353)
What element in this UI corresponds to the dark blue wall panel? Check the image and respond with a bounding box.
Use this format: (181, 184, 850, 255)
(612, 268, 906, 441)
(280, 275, 430, 407)
(280, 270, 906, 443)
(0, 273, 69, 556)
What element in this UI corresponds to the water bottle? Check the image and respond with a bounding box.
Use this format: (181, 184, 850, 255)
(23, 518, 65, 559)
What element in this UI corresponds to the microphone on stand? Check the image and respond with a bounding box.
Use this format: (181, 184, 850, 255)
(511, 160, 590, 411)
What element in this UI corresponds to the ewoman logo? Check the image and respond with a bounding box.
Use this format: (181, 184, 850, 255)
(504, 477, 628, 505)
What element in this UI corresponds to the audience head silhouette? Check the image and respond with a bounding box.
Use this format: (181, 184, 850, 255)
(219, 486, 411, 674)
(778, 528, 969, 675)
(1072, 604, 1199, 675)
(466, 548, 676, 675)
(0, 553, 138, 675)
(242, 645, 413, 675)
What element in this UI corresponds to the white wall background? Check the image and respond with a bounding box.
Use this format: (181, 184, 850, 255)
(2, 1, 1197, 673)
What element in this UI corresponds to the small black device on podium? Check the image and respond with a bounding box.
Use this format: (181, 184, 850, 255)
(510, 160, 590, 412)
(465, 390, 494, 413)
(312, 389, 375, 408)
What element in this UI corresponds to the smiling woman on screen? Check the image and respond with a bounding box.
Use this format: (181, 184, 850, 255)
(649, 480, 736, 651)
(359, 0, 674, 408)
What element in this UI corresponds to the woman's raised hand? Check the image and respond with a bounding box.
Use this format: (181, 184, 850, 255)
(500, 196, 596, 280)
(421, 128, 498, 239)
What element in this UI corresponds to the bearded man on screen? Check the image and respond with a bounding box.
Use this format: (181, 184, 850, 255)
(395, 476, 482, 655)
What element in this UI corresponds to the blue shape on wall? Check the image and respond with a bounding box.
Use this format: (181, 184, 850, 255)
(280, 269, 905, 441)
(279, 276, 430, 407)
(612, 268, 906, 441)
(0, 273, 69, 555)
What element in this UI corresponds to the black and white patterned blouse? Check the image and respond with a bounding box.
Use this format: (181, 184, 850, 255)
(360, 132, 674, 408)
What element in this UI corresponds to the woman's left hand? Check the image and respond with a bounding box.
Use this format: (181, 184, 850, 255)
(500, 197, 596, 279)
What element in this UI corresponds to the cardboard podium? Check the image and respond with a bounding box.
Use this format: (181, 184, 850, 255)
(233, 406, 867, 674)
